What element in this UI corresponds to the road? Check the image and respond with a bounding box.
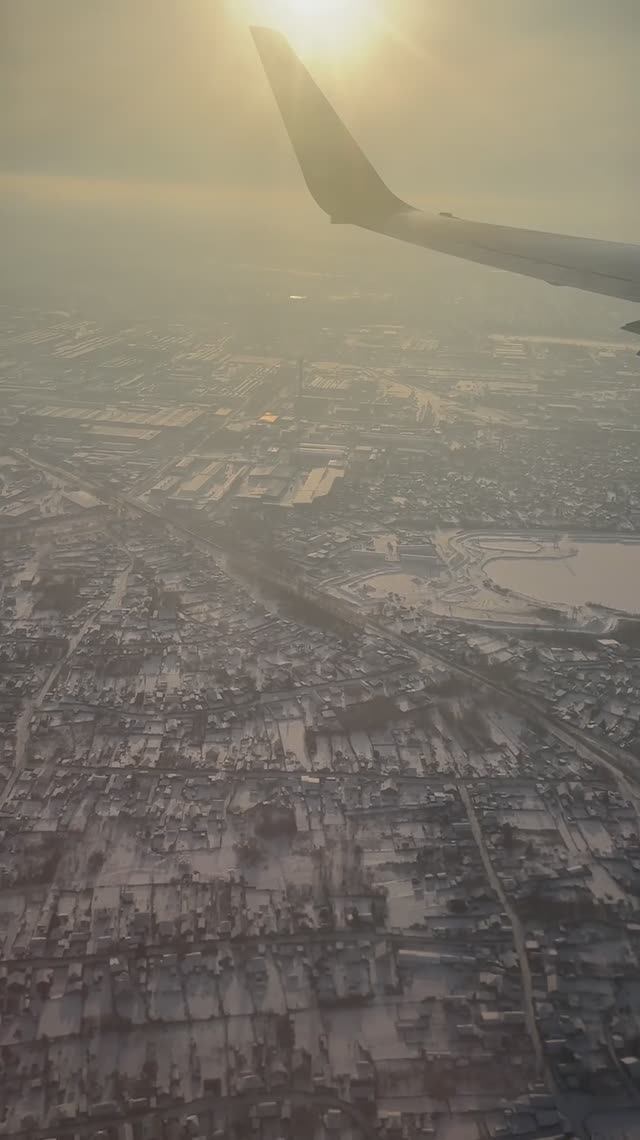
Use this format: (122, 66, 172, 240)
(1, 559, 132, 810)
(458, 782, 544, 1073)
(12, 441, 640, 1138)
(13, 1086, 376, 1140)
(1, 614, 102, 811)
(367, 615, 640, 819)
(459, 781, 593, 1137)
(40, 661, 415, 722)
(1, 923, 509, 972)
(15, 443, 640, 807)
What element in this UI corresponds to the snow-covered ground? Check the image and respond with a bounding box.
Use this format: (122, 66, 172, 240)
(487, 539, 640, 614)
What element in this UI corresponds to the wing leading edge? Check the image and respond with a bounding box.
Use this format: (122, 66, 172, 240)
(252, 26, 640, 308)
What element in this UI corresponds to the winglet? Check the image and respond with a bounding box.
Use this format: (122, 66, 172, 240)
(251, 26, 413, 225)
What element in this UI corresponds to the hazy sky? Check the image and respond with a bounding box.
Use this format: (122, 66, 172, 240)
(1, 0, 638, 306)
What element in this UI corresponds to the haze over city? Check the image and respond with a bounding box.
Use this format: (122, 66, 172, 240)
(1, 3, 640, 1140)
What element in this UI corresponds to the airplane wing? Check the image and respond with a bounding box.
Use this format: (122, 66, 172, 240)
(252, 26, 640, 312)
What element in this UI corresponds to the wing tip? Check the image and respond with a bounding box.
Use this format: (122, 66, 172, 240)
(250, 25, 289, 50)
(250, 21, 412, 225)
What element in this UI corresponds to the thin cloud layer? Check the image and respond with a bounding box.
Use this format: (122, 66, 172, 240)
(2, 0, 637, 260)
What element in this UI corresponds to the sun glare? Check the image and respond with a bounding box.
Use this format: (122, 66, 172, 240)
(244, 0, 384, 61)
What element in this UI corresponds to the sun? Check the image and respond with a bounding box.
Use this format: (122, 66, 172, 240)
(242, 0, 384, 61)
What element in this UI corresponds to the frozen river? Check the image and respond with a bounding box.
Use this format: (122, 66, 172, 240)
(487, 541, 640, 614)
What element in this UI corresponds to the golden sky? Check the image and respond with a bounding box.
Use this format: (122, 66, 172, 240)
(2, 0, 638, 266)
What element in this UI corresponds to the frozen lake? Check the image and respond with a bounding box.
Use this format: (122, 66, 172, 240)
(487, 541, 640, 614)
